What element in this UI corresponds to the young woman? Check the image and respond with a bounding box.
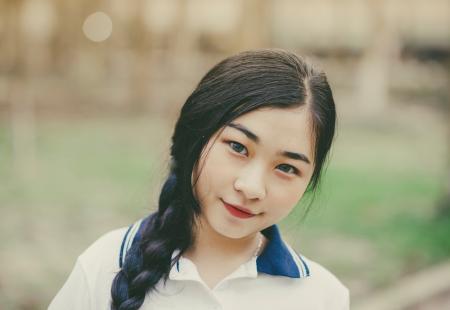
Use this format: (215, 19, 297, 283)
(49, 49, 349, 310)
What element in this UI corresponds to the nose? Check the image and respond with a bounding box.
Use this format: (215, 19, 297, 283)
(233, 162, 267, 201)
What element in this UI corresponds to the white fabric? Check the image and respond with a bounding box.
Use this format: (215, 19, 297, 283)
(49, 228, 349, 310)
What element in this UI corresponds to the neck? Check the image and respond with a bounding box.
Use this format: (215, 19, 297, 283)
(185, 216, 262, 263)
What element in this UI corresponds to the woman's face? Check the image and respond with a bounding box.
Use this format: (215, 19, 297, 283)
(192, 106, 315, 239)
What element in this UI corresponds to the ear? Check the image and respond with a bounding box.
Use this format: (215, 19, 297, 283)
(191, 160, 199, 188)
(191, 170, 196, 188)
(191, 169, 200, 203)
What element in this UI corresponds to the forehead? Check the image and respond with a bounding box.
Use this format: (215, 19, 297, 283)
(223, 106, 313, 158)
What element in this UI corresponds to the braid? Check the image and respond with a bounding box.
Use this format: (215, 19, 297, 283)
(111, 173, 194, 310)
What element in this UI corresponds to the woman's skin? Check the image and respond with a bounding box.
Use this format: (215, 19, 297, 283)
(184, 105, 315, 288)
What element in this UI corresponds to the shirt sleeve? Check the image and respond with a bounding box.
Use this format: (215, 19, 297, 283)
(337, 286, 350, 310)
(48, 258, 91, 310)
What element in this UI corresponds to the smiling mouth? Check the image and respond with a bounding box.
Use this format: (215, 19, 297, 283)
(222, 200, 256, 219)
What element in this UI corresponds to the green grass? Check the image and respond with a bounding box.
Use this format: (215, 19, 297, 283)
(0, 110, 448, 308)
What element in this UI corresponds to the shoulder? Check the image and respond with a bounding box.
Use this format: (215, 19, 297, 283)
(80, 227, 129, 262)
(78, 216, 149, 272)
(303, 256, 348, 292)
(283, 243, 349, 308)
(78, 227, 128, 272)
(301, 254, 349, 308)
(283, 243, 346, 290)
(49, 227, 130, 309)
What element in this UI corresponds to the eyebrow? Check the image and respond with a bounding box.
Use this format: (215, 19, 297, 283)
(227, 122, 311, 165)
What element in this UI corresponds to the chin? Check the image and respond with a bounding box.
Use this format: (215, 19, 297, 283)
(212, 221, 255, 239)
(220, 230, 248, 239)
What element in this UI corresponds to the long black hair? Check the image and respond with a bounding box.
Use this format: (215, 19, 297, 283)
(110, 48, 336, 310)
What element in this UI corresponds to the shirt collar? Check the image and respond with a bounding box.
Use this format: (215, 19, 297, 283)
(169, 224, 310, 280)
(120, 216, 310, 279)
(257, 224, 310, 278)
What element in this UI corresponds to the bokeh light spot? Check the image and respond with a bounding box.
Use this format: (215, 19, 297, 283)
(82, 12, 113, 42)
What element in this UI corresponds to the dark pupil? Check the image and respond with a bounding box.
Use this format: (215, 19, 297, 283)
(279, 164, 289, 172)
(232, 142, 245, 153)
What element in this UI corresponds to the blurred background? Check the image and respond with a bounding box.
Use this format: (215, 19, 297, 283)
(0, 0, 449, 309)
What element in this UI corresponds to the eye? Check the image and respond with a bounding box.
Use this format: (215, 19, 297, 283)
(227, 141, 248, 156)
(277, 164, 300, 176)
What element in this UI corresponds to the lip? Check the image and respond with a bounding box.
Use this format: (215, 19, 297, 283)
(222, 200, 256, 219)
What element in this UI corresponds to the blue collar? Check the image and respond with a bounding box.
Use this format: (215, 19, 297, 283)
(120, 216, 310, 279)
(257, 224, 310, 278)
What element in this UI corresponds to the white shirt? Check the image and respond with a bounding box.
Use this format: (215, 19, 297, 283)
(49, 218, 349, 310)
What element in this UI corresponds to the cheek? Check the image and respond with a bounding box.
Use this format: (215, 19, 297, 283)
(193, 147, 232, 200)
(269, 183, 308, 217)
(203, 149, 234, 186)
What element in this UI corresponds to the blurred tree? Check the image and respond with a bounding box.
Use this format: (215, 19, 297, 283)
(355, 0, 400, 115)
(9, 0, 56, 180)
(238, 0, 269, 50)
(8, 0, 54, 180)
(436, 62, 450, 218)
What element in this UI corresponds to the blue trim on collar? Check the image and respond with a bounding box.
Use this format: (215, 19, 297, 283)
(119, 215, 152, 268)
(119, 224, 133, 268)
(257, 225, 308, 278)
